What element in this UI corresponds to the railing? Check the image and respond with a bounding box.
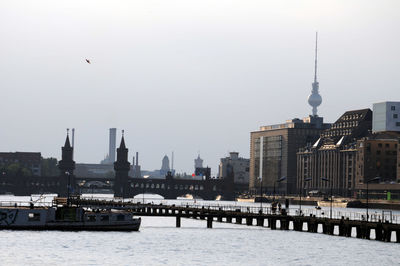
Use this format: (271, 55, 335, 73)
(178, 203, 400, 224)
(1, 196, 399, 224)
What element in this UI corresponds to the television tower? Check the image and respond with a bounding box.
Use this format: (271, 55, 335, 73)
(308, 32, 322, 116)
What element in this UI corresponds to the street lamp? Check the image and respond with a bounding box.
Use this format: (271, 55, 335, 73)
(259, 175, 263, 212)
(273, 176, 287, 197)
(321, 177, 333, 219)
(366, 176, 380, 222)
(143, 175, 149, 204)
(299, 177, 311, 215)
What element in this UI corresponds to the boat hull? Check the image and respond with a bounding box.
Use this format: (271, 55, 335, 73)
(0, 218, 141, 231)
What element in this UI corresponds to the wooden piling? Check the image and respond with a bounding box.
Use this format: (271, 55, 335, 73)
(256, 217, 264, 227)
(246, 217, 253, 226)
(207, 216, 213, 228)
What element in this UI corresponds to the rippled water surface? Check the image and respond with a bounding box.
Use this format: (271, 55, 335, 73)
(1, 195, 399, 266)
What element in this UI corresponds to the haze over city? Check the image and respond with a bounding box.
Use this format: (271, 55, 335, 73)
(1, 0, 399, 174)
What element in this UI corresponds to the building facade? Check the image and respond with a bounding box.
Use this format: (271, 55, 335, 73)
(218, 152, 250, 185)
(297, 109, 373, 197)
(0, 152, 41, 176)
(250, 116, 329, 195)
(373, 102, 400, 133)
(194, 155, 204, 171)
(355, 133, 400, 185)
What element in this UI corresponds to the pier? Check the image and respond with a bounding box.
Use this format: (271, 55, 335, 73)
(69, 198, 400, 243)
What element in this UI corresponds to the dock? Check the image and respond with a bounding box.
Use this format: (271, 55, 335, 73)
(70, 198, 400, 242)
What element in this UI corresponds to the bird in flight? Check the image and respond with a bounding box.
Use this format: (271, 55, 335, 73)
(85, 59, 91, 64)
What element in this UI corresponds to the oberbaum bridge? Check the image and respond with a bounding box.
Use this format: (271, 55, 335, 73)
(1, 134, 400, 243)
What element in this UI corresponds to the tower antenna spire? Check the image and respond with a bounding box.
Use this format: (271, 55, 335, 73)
(308, 31, 322, 116)
(314, 31, 318, 83)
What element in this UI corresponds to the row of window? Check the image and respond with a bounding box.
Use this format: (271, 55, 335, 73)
(331, 121, 358, 129)
(341, 114, 361, 120)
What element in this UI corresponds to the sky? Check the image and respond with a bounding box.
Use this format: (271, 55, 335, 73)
(0, 0, 399, 175)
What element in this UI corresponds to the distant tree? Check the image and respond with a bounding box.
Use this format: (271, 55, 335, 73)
(41, 157, 59, 176)
(7, 163, 21, 176)
(21, 167, 32, 177)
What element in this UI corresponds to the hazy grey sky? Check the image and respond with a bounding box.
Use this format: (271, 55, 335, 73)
(1, 0, 399, 175)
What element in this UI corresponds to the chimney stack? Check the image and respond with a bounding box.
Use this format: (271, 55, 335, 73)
(109, 128, 117, 163)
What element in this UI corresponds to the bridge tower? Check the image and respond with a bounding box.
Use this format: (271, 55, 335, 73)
(58, 130, 76, 197)
(114, 132, 131, 198)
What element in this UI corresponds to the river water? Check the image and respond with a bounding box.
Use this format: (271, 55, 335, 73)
(0, 194, 399, 266)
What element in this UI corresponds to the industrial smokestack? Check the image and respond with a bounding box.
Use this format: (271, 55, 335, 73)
(72, 128, 75, 159)
(109, 128, 117, 164)
(136, 152, 139, 166)
(171, 151, 174, 172)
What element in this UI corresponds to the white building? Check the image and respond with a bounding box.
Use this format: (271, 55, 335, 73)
(194, 154, 203, 171)
(218, 152, 249, 185)
(373, 101, 400, 132)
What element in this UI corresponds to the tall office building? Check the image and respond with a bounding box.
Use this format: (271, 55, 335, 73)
(250, 116, 329, 195)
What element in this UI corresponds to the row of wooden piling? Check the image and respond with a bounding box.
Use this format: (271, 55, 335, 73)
(72, 199, 400, 243)
(140, 205, 400, 243)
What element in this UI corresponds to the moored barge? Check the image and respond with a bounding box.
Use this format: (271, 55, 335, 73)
(0, 197, 141, 231)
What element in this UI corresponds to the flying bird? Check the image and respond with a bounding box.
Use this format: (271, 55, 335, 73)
(85, 59, 91, 64)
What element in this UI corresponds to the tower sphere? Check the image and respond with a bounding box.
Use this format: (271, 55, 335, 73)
(308, 91, 322, 107)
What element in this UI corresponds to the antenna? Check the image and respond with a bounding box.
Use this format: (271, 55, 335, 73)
(314, 31, 318, 83)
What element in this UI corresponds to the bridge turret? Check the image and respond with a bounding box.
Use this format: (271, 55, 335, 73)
(114, 131, 131, 198)
(58, 130, 76, 197)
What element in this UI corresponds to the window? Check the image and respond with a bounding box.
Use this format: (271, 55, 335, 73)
(385, 143, 389, 148)
(28, 213, 40, 221)
(378, 143, 382, 148)
(100, 215, 109, 222)
(396, 122, 400, 127)
(391, 106, 396, 111)
(376, 150, 381, 155)
(394, 114, 398, 119)
(87, 215, 96, 222)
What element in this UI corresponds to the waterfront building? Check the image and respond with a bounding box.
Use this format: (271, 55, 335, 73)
(297, 109, 372, 197)
(356, 132, 400, 184)
(372, 101, 400, 133)
(250, 116, 329, 195)
(354, 131, 400, 199)
(218, 152, 250, 192)
(0, 152, 41, 176)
